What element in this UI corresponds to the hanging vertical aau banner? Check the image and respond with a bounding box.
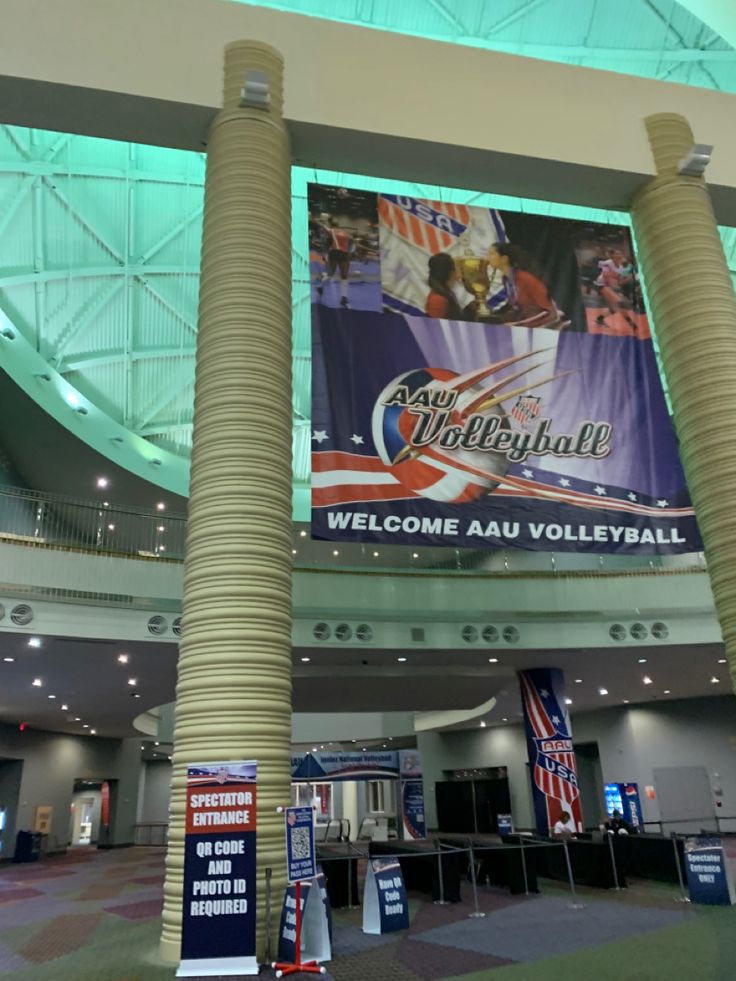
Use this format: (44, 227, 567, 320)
(518, 669, 582, 836)
(308, 184, 701, 554)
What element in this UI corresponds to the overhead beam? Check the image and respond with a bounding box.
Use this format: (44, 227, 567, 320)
(2, 0, 736, 220)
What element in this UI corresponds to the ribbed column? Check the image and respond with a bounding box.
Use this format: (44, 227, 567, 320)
(159, 41, 292, 963)
(632, 113, 736, 685)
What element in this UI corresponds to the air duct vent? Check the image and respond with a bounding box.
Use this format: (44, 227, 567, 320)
(335, 623, 353, 642)
(502, 625, 520, 644)
(147, 615, 168, 636)
(630, 622, 648, 641)
(172, 616, 183, 638)
(482, 625, 499, 644)
(609, 623, 627, 642)
(411, 627, 425, 642)
(461, 625, 479, 644)
(356, 623, 373, 643)
(313, 622, 331, 642)
(651, 621, 669, 640)
(10, 604, 33, 626)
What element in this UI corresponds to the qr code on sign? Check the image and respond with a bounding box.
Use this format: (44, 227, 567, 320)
(290, 826, 311, 860)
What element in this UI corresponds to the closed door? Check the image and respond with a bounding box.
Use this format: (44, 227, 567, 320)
(435, 781, 475, 832)
(653, 766, 716, 834)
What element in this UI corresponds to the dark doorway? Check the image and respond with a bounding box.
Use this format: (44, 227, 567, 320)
(575, 742, 605, 829)
(436, 772, 511, 834)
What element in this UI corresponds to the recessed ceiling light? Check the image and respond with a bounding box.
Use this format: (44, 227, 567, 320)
(301, 656, 310, 663)
(488, 658, 498, 663)
(128, 678, 137, 686)
(598, 687, 609, 695)
(47, 694, 56, 700)
(28, 637, 41, 648)
(117, 654, 129, 664)
(90, 729, 96, 735)
(564, 698, 572, 705)
(574, 678, 582, 684)
(623, 699, 630, 704)
(373, 551, 379, 557)
(642, 675, 653, 685)
(718, 659, 727, 664)
(638, 658, 647, 663)
(96, 477, 109, 488)
(102, 501, 109, 507)
(82, 724, 89, 728)
(300, 530, 307, 538)
(74, 717, 81, 722)
(156, 502, 166, 511)
(312, 747, 317, 752)
(155, 741, 159, 746)
(107, 523, 115, 531)
(3, 657, 14, 663)
(292, 549, 297, 555)
(159, 545, 166, 552)
(32, 678, 42, 687)
(397, 656, 407, 662)
(480, 721, 487, 728)
(157, 525, 166, 532)
(412, 552, 418, 559)
(332, 549, 339, 556)
(711, 676, 721, 684)
(663, 689, 671, 694)
(61, 704, 68, 710)
(502, 717, 508, 722)
(132, 693, 141, 698)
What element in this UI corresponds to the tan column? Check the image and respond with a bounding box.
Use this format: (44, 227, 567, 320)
(631, 114, 736, 683)
(159, 40, 292, 963)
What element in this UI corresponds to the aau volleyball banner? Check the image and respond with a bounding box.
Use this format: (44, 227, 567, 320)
(308, 185, 699, 554)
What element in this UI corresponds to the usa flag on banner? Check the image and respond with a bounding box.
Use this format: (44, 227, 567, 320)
(518, 668, 583, 835)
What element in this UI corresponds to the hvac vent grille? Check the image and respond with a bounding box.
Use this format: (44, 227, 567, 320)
(462, 625, 479, 644)
(172, 616, 182, 638)
(609, 623, 627, 641)
(147, 615, 168, 636)
(502, 625, 520, 644)
(482, 625, 499, 644)
(411, 627, 425, 642)
(651, 621, 669, 640)
(356, 623, 373, 642)
(335, 623, 352, 642)
(10, 603, 33, 625)
(313, 622, 331, 642)
(630, 622, 648, 641)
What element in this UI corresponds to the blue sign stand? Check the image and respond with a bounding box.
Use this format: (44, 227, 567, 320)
(362, 858, 409, 935)
(497, 814, 513, 835)
(273, 807, 330, 977)
(685, 836, 736, 906)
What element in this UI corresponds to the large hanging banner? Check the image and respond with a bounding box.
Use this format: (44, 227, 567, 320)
(178, 761, 258, 978)
(518, 670, 582, 837)
(308, 184, 700, 553)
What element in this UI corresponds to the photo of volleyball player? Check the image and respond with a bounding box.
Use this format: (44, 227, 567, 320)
(307, 184, 382, 311)
(574, 227, 650, 338)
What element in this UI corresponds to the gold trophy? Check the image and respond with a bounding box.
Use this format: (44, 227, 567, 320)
(457, 252, 491, 321)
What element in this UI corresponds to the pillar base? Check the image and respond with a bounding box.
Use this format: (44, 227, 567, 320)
(158, 935, 180, 965)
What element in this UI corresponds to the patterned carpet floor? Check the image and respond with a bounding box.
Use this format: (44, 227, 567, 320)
(1, 847, 736, 980)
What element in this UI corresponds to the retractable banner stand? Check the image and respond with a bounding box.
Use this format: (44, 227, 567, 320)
(177, 761, 257, 978)
(308, 184, 700, 555)
(518, 669, 583, 836)
(363, 858, 410, 935)
(399, 750, 426, 840)
(684, 836, 736, 905)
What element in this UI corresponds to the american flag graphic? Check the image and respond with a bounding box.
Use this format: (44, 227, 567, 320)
(510, 395, 541, 426)
(519, 669, 583, 834)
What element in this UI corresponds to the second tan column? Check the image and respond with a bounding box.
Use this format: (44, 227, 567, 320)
(159, 40, 292, 963)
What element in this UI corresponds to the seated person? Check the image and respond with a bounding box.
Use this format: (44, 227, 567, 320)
(606, 809, 635, 835)
(552, 810, 577, 839)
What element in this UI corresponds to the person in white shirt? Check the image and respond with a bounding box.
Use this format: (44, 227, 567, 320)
(552, 810, 577, 839)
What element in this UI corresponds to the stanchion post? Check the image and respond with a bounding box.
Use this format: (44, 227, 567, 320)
(606, 832, 623, 890)
(434, 840, 449, 905)
(671, 834, 691, 904)
(562, 842, 584, 909)
(467, 841, 486, 918)
(265, 867, 273, 965)
(345, 847, 355, 911)
(519, 836, 530, 896)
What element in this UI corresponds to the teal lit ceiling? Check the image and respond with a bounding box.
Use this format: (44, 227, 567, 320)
(0, 2, 735, 514)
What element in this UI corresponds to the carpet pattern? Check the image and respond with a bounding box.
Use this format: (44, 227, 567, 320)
(0, 847, 734, 980)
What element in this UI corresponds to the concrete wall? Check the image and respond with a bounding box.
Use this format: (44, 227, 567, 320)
(0, 723, 142, 853)
(418, 695, 736, 831)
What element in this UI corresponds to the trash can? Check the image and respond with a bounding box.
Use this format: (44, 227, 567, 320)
(13, 830, 43, 863)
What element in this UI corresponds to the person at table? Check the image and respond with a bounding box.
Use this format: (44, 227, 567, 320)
(606, 809, 635, 835)
(552, 810, 577, 839)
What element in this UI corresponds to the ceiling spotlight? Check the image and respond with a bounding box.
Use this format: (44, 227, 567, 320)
(480, 721, 487, 728)
(718, 659, 727, 664)
(663, 689, 671, 694)
(638, 658, 647, 663)
(61, 704, 68, 710)
(128, 678, 137, 686)
(598, 687, 609, 695)
(574, 678, 583, 684)
(301, 656, 310, 663)
(159, 545, 166, 552)
(102, 501, 109, 508)
(412, 552, 419, 559)
(82, 724, 89, 728)
(642, 675, 652, 685)
(623, 699, 630, 704)
(292, 549, 297, 555)
(564, 698, 572, 705)
(300, 530, 307, 538)
(3, 657, 14, 663)
(373, 551, 379, 558)
(155, 741, 159, 746)
(90, 729, 96, 735)
(74, 717, 81, 722)
(156, 502, 166, 511)
(32, 678, 42, 687)
(711, 676, 721, 684)
(397, 656, 407, 662)
(47, 694, 56, 700)
(488, 658, 498, 663)
(132, 693, 141, 698)
(332, 549, 339, 556)
(107, 523, 115, 531)
(28, 637, 41, 648)
(117, 653, 129, 664)
(312, 747, 317, 752)
(96, 477, 109, 488)
(157, 525, 166, 532)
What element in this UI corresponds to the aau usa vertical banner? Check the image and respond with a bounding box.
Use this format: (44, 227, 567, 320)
(177, 761, 258, 978)
(518, 670, 582, 836)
